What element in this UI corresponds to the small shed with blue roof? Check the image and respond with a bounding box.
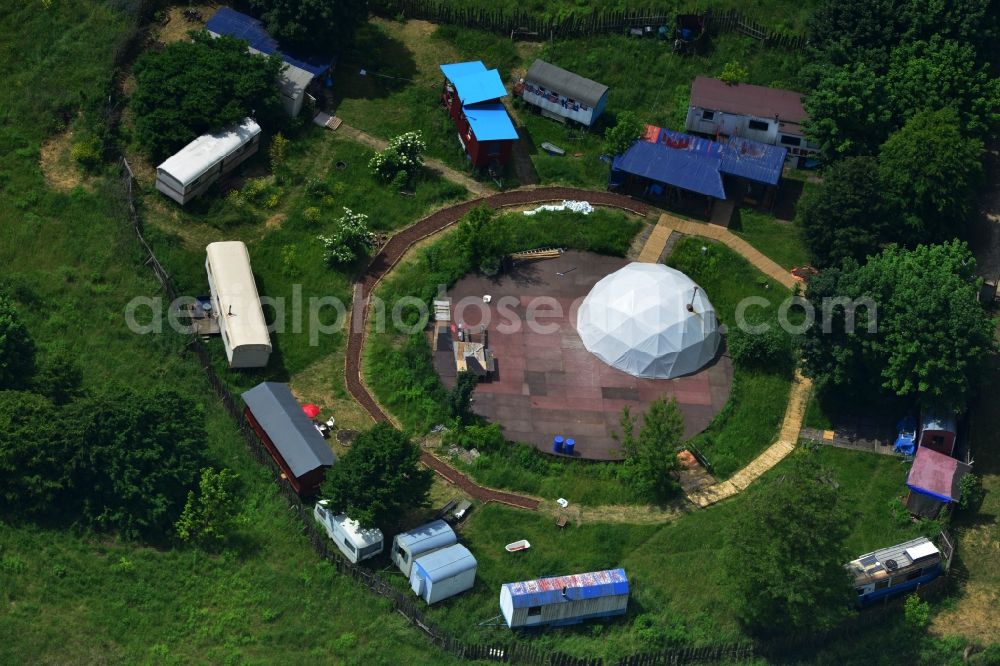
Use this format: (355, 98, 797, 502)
(500, 568, 629, 628)
(409, 543, 477, 605)
(206, 7, 332, 117)
(440, 61, 519, 168)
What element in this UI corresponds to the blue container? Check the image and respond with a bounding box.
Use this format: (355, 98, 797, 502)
(553, 436, 564, 453)
(565, 439, 575, 455)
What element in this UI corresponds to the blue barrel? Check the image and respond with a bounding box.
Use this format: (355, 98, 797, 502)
(565, 439, 575, 455)
(553, 436, 564, 453)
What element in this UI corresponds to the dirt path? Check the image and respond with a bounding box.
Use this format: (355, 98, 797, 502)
(686, 370, 812, 508)
(336, 122, 493, 197)
(653, 214, 798, 289)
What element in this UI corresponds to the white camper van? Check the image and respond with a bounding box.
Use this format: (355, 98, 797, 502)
(314, 500, 384, 564)
(391, 519, 457, 577)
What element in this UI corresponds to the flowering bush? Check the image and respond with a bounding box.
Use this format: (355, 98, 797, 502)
(318, 208, 375, 266)
(368, 131, 426, 188)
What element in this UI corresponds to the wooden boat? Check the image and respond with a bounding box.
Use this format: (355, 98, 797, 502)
(540, 142, 565, 156)
(505, 539, 531, 552)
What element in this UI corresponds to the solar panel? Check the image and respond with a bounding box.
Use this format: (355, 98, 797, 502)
(860, 555, 878, 566)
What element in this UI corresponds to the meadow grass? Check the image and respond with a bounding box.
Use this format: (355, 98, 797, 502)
(666, 236, 792, 477)
(0, 3, 459, 661)
(378, 446, 930, 660)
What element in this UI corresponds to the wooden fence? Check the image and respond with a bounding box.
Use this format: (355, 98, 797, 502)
(370, 0, 808, 49)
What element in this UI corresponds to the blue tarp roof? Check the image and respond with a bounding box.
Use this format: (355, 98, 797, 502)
(241, 382, 335, 477)
(464, 103, 519, 141)
(206, 7, 330, 76)
(719, 136, 787, 186)
(440, 61, 486, 82)
(612, 140, 726, 199)
(412, 544, 477, 583)
(503, 569, 629, 608)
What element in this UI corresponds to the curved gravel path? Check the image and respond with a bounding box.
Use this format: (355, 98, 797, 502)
(345, 187, 649, 510)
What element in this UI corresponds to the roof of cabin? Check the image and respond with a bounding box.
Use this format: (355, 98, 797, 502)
(689, 76, 808, 125)
(440, 61, 507, 105)
(394, 520, 456, 552)
(463, 102, 520, 141)
(159, 119, 261, 187)
(241, 382, 335, 477)
(907, 446, 971, 503)
(525, 59, 608, 107)
(206, 7, 331, 76)
(412, 544, 476, 582)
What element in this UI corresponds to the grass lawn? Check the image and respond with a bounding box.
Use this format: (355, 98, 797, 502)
(732, 209, 809, 270)
(666, 236, 793, 478)
(0, 2, 458, 661)
(378, 445, 929, 659)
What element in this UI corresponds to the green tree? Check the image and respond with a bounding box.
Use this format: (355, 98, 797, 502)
(727, 324, 792, 372)
(0, 391, 70, 516)
(903, 594, 931, 631)
(723, 454, 854, 633)
(454, 205, 510, 275)
(131, 32, 284, 159)
(318, 208, 375, 266)
(603, 111, 643, 157)
(318, 423, 432, 529)
(65, 385, 206, 539)
(798, 156, 890, 265)
(250, 0, 367, 54)
(618, 398, 684, 502)
(878, 108, 984, 242)
(448, 371, 479, 423)
(175, 467, 240, 550)
(0, 293, 35, 390)
(802, 241, 995, 411)
(804, 61, 892, 157)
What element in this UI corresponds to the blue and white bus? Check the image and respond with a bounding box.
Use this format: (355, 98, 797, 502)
(848, 537, 943, 606)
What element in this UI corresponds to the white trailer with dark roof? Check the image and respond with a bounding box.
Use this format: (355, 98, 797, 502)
(391, 519, 457, 577)
(156, 118, 260, 205)
(519, 59, 609, 128)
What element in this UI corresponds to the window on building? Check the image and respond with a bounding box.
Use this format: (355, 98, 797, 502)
(702, 110, 715, 121)
(527, 606, 542, 617)
(855, 587, 865, 596)
(748, 119, 769, 132)
(780, 135, 801, 146)
(875, 580, 890, 590)
(907, 569, 923, 581)
(343, 537, 356, 554)
(931, 435, 945, 448)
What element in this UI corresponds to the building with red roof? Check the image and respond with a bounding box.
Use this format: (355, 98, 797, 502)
(905, 446, 972, 518)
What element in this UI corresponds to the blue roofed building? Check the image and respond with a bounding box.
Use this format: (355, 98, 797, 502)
(609, 125, 786, 218)
(206, 7, 333, 117)
(440, 61, 519, 168)
(500, 569, 630, 628)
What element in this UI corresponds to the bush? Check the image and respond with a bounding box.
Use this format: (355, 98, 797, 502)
(727, 324, 792, 371)
(442, 422, 505, 453)
(719, 60, 749, 85)
(903, 594, 930, 631)
(369, 131, 426, 189)
(958, 473, 985, 512)
(70, 134, 102, 171)
(318, 208, 375, 266)
(603, 111, 642, 157)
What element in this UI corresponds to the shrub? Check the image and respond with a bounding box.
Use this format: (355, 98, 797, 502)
(727, 324, 792, 371)
(903, 594, 930, 631)
(70, 134, 102, 171)
(318, 208, 375, 266)
(958, 473, 985, 512)
(369, 131, 426, 189)
(269, 132, 289, 170)
(603, 111, 642, 157)
(719, 60, 749, 85)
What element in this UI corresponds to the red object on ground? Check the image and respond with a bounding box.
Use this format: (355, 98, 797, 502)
(302, 403, 321, 419)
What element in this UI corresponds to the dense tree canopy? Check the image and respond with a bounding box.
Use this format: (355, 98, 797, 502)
(319, 423, 432, 529)
(804, 62, 891, 158)
(798, 157, 888, 266)
(0, 391, 71, 516)
(0, 293, 35, 390)
(878, 108, 984, 242)
(250, 0, 367, 54)
(176, 467, 240, 550)
(131, 32, 284, 159)
(66, 385, 206, 538)
(603, 111, 643, 158)
(723, 454, 854, 634)
(802, 241, 994, 411)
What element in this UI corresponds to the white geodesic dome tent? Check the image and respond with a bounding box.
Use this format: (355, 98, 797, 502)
(576, 263, 720, 379)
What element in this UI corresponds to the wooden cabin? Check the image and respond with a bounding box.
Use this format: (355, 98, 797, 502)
(241, 382, 336, 496)
(906, 446, 972, 518)
(440, 61, 519, 168)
